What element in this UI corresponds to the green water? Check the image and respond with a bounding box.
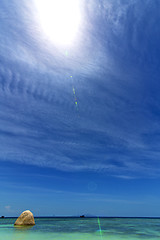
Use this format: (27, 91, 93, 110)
(1, 217, 160, 240)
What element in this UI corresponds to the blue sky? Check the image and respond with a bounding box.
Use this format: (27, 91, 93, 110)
(1, 0, 160, 217)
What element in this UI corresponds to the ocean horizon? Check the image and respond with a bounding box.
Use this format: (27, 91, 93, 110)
(1, 217, 160, 240)
(2, 216, 160, 218)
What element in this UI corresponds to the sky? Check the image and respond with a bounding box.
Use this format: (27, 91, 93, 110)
(0, 0, 160, 217)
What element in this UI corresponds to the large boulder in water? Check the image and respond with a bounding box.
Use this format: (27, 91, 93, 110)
(14, 210, 35, 226)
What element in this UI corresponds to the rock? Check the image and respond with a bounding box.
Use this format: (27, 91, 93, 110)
(1, 216, 4, 218)
(14, 210, 35, 226)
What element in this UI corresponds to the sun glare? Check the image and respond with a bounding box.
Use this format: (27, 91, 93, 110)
(34, 0, 81, 47)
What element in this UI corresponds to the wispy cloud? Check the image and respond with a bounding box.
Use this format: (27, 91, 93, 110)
(0, 0, 160, 179)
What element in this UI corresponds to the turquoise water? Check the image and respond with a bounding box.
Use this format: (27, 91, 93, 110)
(1, 217, 160, 240)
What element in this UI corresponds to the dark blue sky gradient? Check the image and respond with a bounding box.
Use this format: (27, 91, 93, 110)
(1, 0, 160, 217)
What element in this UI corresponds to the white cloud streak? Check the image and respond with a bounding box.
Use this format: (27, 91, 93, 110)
(0, 0, 159, 178)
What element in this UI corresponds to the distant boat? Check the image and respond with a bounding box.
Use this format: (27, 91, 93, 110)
(80, 215, 85, 218)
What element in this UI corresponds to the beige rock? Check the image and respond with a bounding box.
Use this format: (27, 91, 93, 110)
(14, 210, 35, 226)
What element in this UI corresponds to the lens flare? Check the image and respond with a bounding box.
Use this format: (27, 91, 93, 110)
(97, 217, 103, 240)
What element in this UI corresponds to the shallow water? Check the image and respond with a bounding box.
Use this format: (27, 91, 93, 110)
(0, 217, 160, 240)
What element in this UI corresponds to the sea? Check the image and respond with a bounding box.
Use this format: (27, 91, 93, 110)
(0, 217, 160, 240)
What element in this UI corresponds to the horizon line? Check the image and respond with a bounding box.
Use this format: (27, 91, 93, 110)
(2, 216, 160, 219)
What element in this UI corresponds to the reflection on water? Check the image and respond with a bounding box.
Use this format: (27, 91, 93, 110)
(14, 225, 34, 231)
(9, 224, 34, 240)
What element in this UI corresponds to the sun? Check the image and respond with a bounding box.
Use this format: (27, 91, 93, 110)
(34, 0, 81, 47)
